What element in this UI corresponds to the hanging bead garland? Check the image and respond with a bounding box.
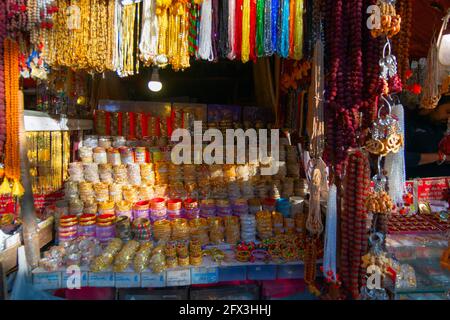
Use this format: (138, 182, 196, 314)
(340, 149, 371, 299)
(0, 0, 7, 158)
(1, 38, 24, 197)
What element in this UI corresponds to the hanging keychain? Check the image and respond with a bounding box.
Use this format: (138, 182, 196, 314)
(365, 96, 403, 156)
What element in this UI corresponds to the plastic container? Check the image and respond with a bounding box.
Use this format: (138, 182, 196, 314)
(96, 222, 116, 243)
(78, 222, 96, 238)
(232, 199, 249, 216)
(184, 198, 200, 219)
(98, 136, 112, 149)
(134, 147, 147, 163)
(276, 198, 291, 217)
(167, 199, 182, 219)
(119, 147, 134, 164)
(262, 198, 276, 212)
(200, 200, 216, 218)
(93, 147, 107, 164)
(133, 201, 150, 220)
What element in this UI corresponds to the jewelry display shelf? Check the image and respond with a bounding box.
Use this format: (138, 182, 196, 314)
(31, 256, 318, 290)
(387, 234, 450, 299)
(24, 110, 93, 132)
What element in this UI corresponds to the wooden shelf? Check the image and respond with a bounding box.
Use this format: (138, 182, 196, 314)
(24, 110, 93, 132)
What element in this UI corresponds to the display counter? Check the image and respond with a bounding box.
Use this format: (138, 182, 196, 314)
(387, 233, 450, 300)
(31, 257, 315, 290)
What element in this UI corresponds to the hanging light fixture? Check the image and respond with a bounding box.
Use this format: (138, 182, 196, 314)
(148, 67, 162, 92)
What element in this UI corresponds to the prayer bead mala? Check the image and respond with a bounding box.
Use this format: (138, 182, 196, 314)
(340, 150, 371, 299)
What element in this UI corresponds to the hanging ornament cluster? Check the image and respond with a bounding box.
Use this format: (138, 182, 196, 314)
(378, 39, 402, 96)
(370, 0, 401, 38)
(365, 190, 394, 214)
(364, 99, 403, 156)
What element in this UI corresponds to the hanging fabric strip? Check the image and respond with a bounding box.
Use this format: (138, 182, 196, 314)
(249, 0, 257, 61)
(211, 0, 219, 59)
(271, 0, 279, 54)
(139, 0, 158, 65)
(278, 0, 289, 58)
(384, 102, 406, 206)
(263, 0, 272, 55)
(293, 0, 303, 60)
(198, 0, 214, 61)
(323, 184, 337, 281)
(218, 0, 229, 58)
(227, 0, 236, 60)
(288, 0, 295, 57)
(241, 0, 250, 63)
(235, 0, 243, 60)
(256, 0, 264, 57)
(188, 0, 199, 56)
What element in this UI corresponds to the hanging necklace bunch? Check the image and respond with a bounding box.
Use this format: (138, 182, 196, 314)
(117, 2, 140, 77)
(48, 0, 115, 73)
(139, 0, 159, 66)
(168, 0, 190, 71)
(392, 0, 412, 83)
(155, 0, 173, 66)
(6, 0, 28, 37)
(323, 0, 370, 175)
(27, 0, 59, 57)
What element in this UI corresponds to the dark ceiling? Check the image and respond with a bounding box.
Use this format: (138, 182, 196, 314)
(98, 59, 256, 106)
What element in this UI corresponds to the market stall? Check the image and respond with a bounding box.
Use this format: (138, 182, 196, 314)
(0, 0, 449, 301)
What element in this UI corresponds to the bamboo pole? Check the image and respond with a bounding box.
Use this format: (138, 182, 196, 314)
(18, 90, 40, 271)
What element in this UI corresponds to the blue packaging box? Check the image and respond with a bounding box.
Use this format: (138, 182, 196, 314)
(277, 264, 305, 279)
(247, 265, 277, 280)
(218, 266, 247, 282)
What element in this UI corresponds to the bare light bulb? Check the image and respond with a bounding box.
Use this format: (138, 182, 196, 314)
(148, 80, 162, 92)
(148, 68, 162, 92)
